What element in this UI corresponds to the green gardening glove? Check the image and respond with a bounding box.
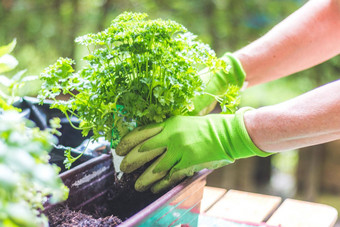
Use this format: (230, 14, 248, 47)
(190, 53, 246, 116)
(116, 107, 271, 193)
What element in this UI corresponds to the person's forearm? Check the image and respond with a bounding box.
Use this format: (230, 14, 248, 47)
(234, 0, 340, 87)
(244, 79, 340, 152)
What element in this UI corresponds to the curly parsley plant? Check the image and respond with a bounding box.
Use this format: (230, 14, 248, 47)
(38, 12, 236, 148)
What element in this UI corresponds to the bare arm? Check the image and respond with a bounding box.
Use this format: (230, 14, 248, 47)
(234, 0, 340, 87)
(244, 79, 340, 152)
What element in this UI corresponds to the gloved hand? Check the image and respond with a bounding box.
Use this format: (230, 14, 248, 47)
(116, 107, 272, 193)
(190, 53, 246, 116)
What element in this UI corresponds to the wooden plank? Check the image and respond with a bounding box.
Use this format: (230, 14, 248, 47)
(267, 198, 338, 227)
(205, 189, 282, 223)
(170, 176, 207, 213)
(201, 186, 227, 213)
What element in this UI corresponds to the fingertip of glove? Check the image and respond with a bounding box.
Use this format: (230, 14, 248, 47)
(115, 128, 140, 155)
(152, 164, 168, 174)
(150, 172, 185, 194)
(150, 180, 169, 194)
(221, 52, 246, 88)
(150, 185, 162, 194)
(115, 143, 128, 156)
(117, 124, 164, 155)
(135, 178, 150, 192)
(119, 159, 134, 173)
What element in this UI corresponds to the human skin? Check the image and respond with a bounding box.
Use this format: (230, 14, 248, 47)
(235, 0, 340, 152)
(235, 0, 340, 87)
(244, 80, 340, 152)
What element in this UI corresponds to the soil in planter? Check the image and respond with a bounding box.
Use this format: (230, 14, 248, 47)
(45, 167, 164, 226)
(46, 204, 123, 227)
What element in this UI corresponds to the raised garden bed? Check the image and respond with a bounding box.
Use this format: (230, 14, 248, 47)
(45, 154, 211, 226)
(15, 97, 211, 226)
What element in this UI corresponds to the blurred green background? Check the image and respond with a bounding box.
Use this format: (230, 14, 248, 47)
(1, 0, 340, 213)
(1, 0, 339, 100)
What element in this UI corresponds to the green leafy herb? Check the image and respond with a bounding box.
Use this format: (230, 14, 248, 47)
(63, 148, 83, 170)
(38, 12, 234, 149)
(0, 110, 68, 226)
(214, 84, 241, 114)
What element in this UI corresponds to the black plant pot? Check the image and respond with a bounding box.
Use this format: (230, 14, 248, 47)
(14, 97, 108, 172)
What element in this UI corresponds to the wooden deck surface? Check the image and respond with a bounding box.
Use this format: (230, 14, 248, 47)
(201, 186, 338, 227)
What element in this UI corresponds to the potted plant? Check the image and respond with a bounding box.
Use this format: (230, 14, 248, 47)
(37, 12, 242, 226)
(37, 12, 240, 158)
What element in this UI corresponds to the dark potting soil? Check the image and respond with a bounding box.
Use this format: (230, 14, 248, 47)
(46, 204, 123, 227)
(45, 166, 163, 226)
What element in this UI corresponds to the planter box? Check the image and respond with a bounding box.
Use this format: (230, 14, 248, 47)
(17, 97, 211, 225)
(46, 154, 212, 226)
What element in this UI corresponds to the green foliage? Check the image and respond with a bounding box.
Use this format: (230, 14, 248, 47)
(0, 39, 38, 105)
(39, 12, 234, 148)
(0, 39, 18, 73)
(0, 97, 19, 112)
(218, 85, 241, 114)
(63, 147, 84, 170)
(0, 110, 68, 227)
(0, 39, 68, 226)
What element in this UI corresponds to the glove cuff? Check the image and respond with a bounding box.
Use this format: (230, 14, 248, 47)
(230, 107, 273, 159)
(221, 52, 246, 88)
